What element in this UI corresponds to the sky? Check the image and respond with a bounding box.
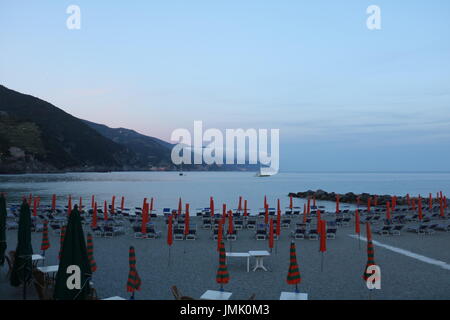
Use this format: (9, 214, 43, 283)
(1, 1, 450, 172)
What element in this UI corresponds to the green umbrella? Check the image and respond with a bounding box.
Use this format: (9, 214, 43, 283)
(10, 199, 33, 300)
(54, 205, 92, 300)
(0, 194, 6, 266)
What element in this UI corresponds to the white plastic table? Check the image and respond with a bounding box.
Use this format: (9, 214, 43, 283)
(249, 250, 270, 271)
(226, 252, 250, 272)
(102, 296, 127, 300)
(200, 290, 232, 300)
(32, 254, 44, 261)
(279, 292, 308, 300)
(37, 265, 59, 274)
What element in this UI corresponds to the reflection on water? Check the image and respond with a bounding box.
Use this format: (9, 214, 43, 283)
(1, 171, 450, 212)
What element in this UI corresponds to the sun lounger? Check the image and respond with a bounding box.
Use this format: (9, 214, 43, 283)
(407, 224, 428, 234)
(255, 229, 267, 240)
(174, 228, 184, 241)
(307, 228, 319, 240)
(227, 230, 237, 241)
(435, 223, 450, 232)
(291, 228, 305, 240)
(234, 219, 244, 230)
(212, 229, 223, 240)
(389, 224, 404, 236)
(202, 218, 212, 229)
(186, 229, 197, 240)
(246, 219, 256, 230)
(281, 218, 291, 229)
(374, 225, 392, 236)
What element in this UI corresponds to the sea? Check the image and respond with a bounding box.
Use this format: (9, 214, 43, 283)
(1, 171, 449, 212)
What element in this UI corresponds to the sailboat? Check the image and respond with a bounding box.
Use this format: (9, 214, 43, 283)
(255, 165, 275, 177)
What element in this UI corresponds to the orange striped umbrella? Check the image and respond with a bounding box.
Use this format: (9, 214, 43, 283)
(216, 241, 229, 290)
(142, 198, 147, 212)
(418, 195, 423, 221)
(86, 233, 97, 273)
(127, 246, 142, 298)
(177, 198, 182, 216)
(227, 210, 233, 235)
(141, 202, 148, 234)
(286, 241, 301, 292)
(386, 201, 391, 221)
(303, 203, 307, 223)
(307, 198, 311, 214)
(217, 221, 223, 252)
(335, 194, 340, 214)
(264, 203, 269, 225)
(362, 223, 376, 283)
(167, 214, 173, 246)
(268, 219, 274, 251)
(210, 197, 215, 217)
(319, 220, 326, 271)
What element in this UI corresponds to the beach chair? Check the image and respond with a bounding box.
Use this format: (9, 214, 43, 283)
(174, 228, 185, 241)
(374, 225, 392, 236)
(389, 224, 405, 236)
(227, 230, 238, 241)
(307, 228, 319, 240)
(255, 228, 267, 241)
(407, 224, 428, 235)
(171, 286, 195, 300)
(234, 219, 244, 230)
(186, 229, 197, 240)
(435, 223, 450, 232)
(281, 218, 291, 229)
(326, 221, 337, 239)
(292, 207, 301, 215)
(291, 228, 306, 240)
(246, 219, 256, 230)
(212, 229, 223, 240)
(335, 217, 343, 226)
(202, 218, 212, 229)
(342, 216, 351, 227)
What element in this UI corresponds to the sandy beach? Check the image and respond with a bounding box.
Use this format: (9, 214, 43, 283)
(1, 212, 450, 300)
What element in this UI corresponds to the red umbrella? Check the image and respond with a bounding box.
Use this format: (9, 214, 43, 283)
(141, 202, 148, 234)
(406, 194, 411, 208)
(307, 198, 311, 214)
(222, 204, 226, 224)
(238, 196, 242, 212)
(142, 198, 147, 212)
(217, 221, 223, 252)
(177, 198, 182, 217)
(40, 220, 50, 253)
(386, 201, 391, 221)
(91, 202, 98, 228)
(269, 219, 274, 251)
(227, 210, 233, 235)
(316, 209, 322, 225)
(303, 203, 307, 223)
(264, 195, 267, 209)
(121, 196, 125, 211)
(367, 197, 371, 213)
(86, 233, 97, 273)
(392, 196, 396, 211)
(440, 191, 443, 200)
(264, 203, 269, 225)
(167, 214, 173, 246)
(289, 195, 293, 209)
(91, 195, 95, 209)
(51, 194, 56, 211)
(286, 241, 301, 292)
(319, 220, 326, 271)
(33, 197, 38, 217)
(111, 196, 115, 214)
(276, 199, 281, 237)
(429, 193, 433, 211)
(67, 195, 72, 216)
(184, 203, 190, 235)
(244, 200, 248, 217)
(210, 197, 215, 217)
(418, 195, 423, 221)
(444, 196, 448, 209)
(335, 194, 340, 214)
(127, 246, 142, 299)
(439, 197, 444, 218)
(103, 200, 108, 221)
(150, 197, 154, 212)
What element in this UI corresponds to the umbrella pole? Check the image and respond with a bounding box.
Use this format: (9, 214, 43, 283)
(321, 252, 324, 272)
(295, 284, 299, 293)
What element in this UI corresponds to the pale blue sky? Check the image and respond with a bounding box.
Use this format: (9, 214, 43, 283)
(1, 1, 450, 171)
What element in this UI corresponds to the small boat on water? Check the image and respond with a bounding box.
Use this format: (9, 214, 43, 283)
(255, 166, 276, 177)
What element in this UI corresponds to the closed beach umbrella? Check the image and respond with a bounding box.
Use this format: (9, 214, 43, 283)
(52, 194, 56, 211)
(429, 193, 433, 211)
(217, 221, 223, 252)
(142, 198, 147, 212)
(121, 196, 125, 211)
(10, 200, 33, 299)
(439, 197, 444, 218)
(210, 197, 215, 217)
(167, 214, 173, 246)
(177, 198, 182, 217)
(444, 196, 448, 209)
(58, 225, 66, 260)
(303, 204, 307, 223)
(244, 200, 248, 217)
(103, 200, 108, 221)
(362, 222, 376, 285)
(276, 199, 281, 237)
(111, 196, 115, 214)
(316, 209, 322, 224)
(184, 203, 190, 235)
(40, 220, 50, 253)
(238, 196, 242, 212)
(264, 195, 267, 209)
(91, 202, 98, 228)
(418, 196, 423, 221)
(386, 201, 391, 221)
(86, 233, 97, 273)
(286, 241, 301, 292)
(33, 197, 38, 217)
(307, 198, 311, 214)
(67, 195, 72, 216)
(227, 210, 233, 235)
(126, 246, 142, 299)
(0, 194, 7, 266)
(269, 219, 274, 251)
(216, 241, 229, 290)
(54, 206, 92, 300)
(264, 203, 269, 225)
(367, 197, 371, 213)
(335, 194, 340, 214)
(222, 204, 226, 224)
(319, 220, 326, 272)
(141, 202, 148, 235)
(289, 195, 293, 210)
(406, 194, 411, 208)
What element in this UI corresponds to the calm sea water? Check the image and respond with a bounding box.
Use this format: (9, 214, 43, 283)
(1, 171, 449, 212)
